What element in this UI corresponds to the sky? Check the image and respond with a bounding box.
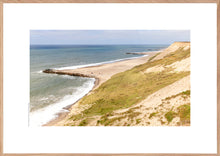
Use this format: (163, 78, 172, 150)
(30, 30, 190, 45)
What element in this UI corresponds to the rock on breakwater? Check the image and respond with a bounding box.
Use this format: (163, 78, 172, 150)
(43, 69, 95, 78)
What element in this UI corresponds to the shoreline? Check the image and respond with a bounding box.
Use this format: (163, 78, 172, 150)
(43, 77, 99, 126)
(44, 51, 161, 126)
(53, 52, 151, 71)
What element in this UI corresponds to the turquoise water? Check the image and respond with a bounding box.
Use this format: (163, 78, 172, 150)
(30, 44, 168, 126)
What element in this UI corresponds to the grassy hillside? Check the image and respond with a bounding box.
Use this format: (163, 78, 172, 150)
(66, 47, 190, 126)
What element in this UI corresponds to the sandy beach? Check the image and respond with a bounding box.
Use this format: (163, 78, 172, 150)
(44, 51, 161, 88)
(44, 42, 190, 126)
(29, 29, 190, 127)
(44, 51, 161, 126)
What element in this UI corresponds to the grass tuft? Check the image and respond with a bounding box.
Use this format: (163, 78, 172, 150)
(165, 111, 177, 123)
(149, 112, 158, 119)
(177, 104, 190, 125)
(79, 119, 88, 126)
(164, 90, 190, 101)
(136, 119, 141, 124)
(148, 53, 161, 62)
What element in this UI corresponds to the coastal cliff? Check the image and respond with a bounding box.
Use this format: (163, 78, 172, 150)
(46, 42, 190, 126)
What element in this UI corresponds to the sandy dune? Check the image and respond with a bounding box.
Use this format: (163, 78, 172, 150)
(45, 42, 191, 126)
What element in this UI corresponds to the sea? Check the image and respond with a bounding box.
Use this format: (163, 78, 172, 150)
(30, 44, 168, 127)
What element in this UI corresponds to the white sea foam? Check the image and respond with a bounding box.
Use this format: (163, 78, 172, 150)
(54, 55, 148, 70)
(29, 78, 95, 127)
(60, 75, 78, 79)
(30, 54, 149, 126)
(37, 70, 43, 73)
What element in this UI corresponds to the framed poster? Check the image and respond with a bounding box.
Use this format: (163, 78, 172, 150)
(1, 1, 219, 155)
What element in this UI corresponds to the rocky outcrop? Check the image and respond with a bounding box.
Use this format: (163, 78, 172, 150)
(126, 52, 145, 55)
(43, 69, 56, 73)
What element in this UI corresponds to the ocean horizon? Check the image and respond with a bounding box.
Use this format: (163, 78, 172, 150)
(30, 44, 168, 127)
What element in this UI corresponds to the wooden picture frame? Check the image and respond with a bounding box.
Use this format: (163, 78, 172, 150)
(0, 0, 219, 155)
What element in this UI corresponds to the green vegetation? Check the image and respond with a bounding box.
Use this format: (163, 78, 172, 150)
(148, 52, 160, 62)
(97, 109, 141, 126)
(97, 115, 126, 126)
(164, 90, 190, 101)
(69, 47, 190, 126)
(181, 90, 190, 96)
(177, 104, 190, 125)
(181, 90, 191, 99)
(165, 111, 177, 123)
(163, 47, 190, 65)
(136, 119, 141, 124)
(164, 104, 190, 125)
(79, 119, 88, 126)
(149, 112, 158, 119)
